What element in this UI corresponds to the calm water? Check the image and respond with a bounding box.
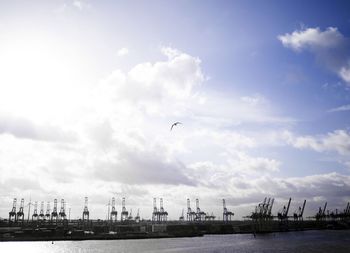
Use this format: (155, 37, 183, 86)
(1, 230, 350, 253)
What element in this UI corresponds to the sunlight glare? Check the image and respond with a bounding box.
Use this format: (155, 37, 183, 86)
(0, 33, 87, 124)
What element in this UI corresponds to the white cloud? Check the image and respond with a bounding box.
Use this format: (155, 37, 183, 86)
(339, 66, 350, 83)
(278, 27, 350, 85)
(328, 104, 350, 112)
(117, 47, 129, 56)
(229, 152, 280, 173)
(285, 129, 350, 156)
(55, 0, 91, 13)
(0, 113, 77, 142)
(97, 47, 204, 112)
(73, 0, 90, 10)
(278, 27, 343, 51)
(240, 94, 267, 106)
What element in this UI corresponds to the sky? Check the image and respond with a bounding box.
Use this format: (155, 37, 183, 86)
(0, 0, 350, 220)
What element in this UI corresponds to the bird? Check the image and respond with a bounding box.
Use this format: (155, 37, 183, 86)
(170, 122, 182, 131)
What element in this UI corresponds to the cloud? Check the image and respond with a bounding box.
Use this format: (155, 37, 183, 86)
(188, 93, 294, 127)
(96, 47, 205, 116)
(0, 113, 76, 142)
(278, 27, 350, 85)
(240, 94, 268, 106)
(228, 152, 280, 173)
(253, 172, 350, 199)
(93, 140, 195, 186)
(72, 0, 91, 10)
(1, 178, 42, 192)
(285, 129, 350, 156)
(186, 151, 281, 188)
(278, 27, 343, 51)
(55, 0, 91, 13)
(117, 47, 129, 56)
(328, 104, 350, 112)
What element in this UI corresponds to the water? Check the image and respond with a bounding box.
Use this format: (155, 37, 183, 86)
(1, 230, 350, 253)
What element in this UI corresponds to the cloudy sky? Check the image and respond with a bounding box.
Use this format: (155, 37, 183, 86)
(0, 0, 350, 220)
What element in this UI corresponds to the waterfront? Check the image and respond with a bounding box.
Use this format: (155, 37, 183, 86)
(1, 230, 350, 253)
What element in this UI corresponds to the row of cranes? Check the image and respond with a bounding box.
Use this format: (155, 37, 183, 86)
(152, 198, 168, 222)
(248, 197, 306, 221)
(9, 198, 67, 223)
(186, 198, 206, 221)
(8, 197, 234, 223)
(248, 197, 350, 222)
(109, 197, 140, 223)
(12, 196, 348, 223)
(183, 198, 230, 222)
(315, 202, 350, 221)
(8, 196, 141, 224)
(247, 197, 275, 220)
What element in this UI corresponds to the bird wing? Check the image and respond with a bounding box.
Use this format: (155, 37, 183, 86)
(170, 122, 182, 131)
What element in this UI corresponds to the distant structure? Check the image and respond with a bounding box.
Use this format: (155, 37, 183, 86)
(159, 198, 168, 222)
(195, 199, 206, 221)
(9, 198, 17, 222)
(121, 197, 128, 221)
(32, 201, 38, 221)
(128, 209, 133, 221)
(83, 197, 89, 221)
(152, 198, 159, 222)
(152, 198, 168, 222)
(246, 197, 274, 220)
(293, 200, 306, 221)
(45, 202, 51, 220)
(135, 209, 140, 223)
(59, 199, 66, 220)
(110, 197, 118, 222)
(39, 201, 45, 220)
(186, 199, 196, 221)
(16, 198, 25, 223)
(222, 199, 234, 222)
(316, 202, 327, 221)
(51, 199, 58, 222)
(179, 209, 184, 221)
(205, 212, 215, 221)
(277, 198, 291, 221)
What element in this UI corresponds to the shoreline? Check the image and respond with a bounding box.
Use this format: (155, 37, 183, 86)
(1, 219, 349, 242)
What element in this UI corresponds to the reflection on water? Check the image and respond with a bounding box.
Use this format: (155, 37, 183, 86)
(1, 230, 350, 253)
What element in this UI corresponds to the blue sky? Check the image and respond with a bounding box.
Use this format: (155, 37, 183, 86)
(0, 0, 349, 220)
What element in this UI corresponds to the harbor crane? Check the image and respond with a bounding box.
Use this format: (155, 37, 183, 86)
(83, 197, 89, 221)
(222, 199, 234, 222)
(293, 200, 306, 221)
(186, 199, 196, 221)
(110, 197, 118, 222)
(195, 199, 206, 221)
(277, 198, 291, 221)
(32, 201, 38, 221)
(51, 199, 58, 222)
(121, 197, 129, 222)
(16, 198, 25, 223)
(9, 198, 17, 223)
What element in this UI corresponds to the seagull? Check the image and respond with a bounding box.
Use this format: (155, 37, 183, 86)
(170, 122, 182, 131)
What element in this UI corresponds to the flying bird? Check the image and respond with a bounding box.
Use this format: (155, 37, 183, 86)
(170, 122, 182, 131)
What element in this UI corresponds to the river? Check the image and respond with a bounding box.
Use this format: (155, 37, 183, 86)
(1, 230, 350, 253)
